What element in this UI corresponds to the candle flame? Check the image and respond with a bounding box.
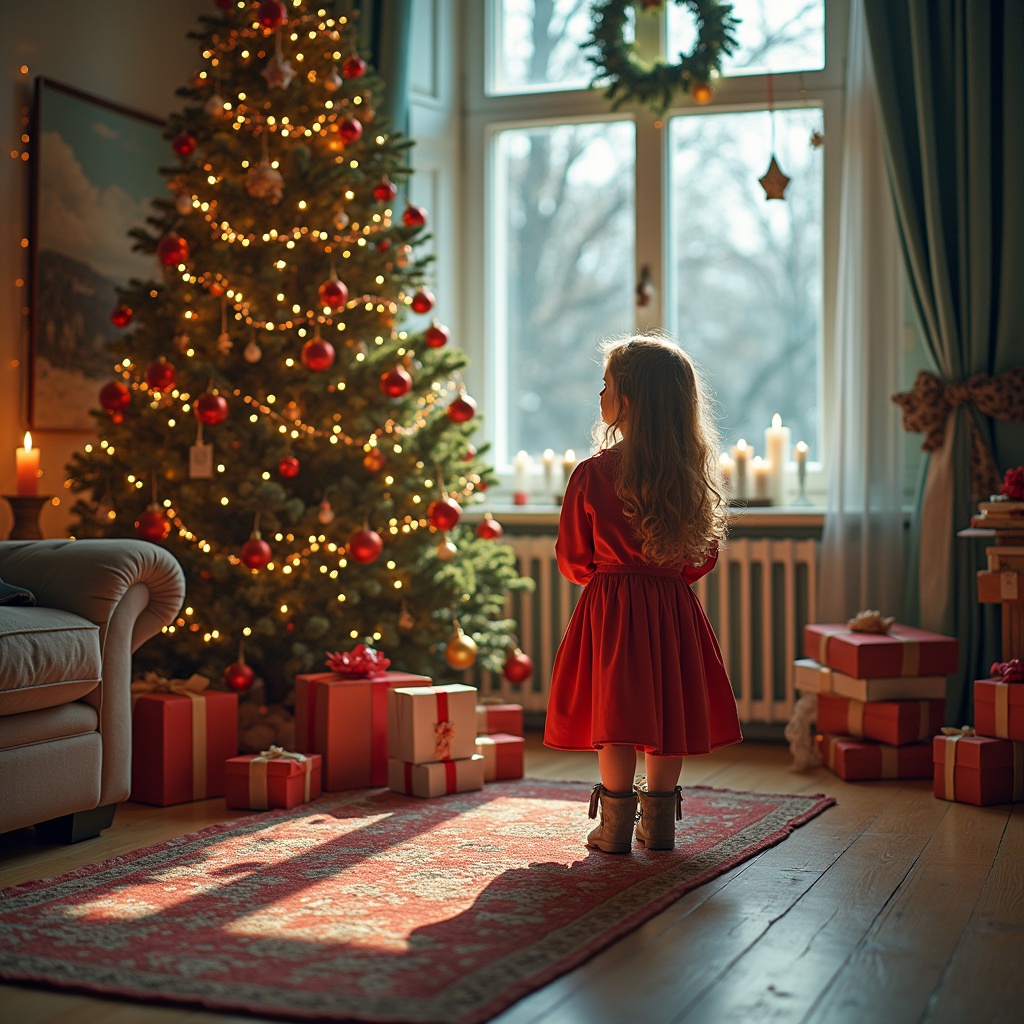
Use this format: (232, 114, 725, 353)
(772, 413, 782, 429)
(736, 438, 748, 451)
(22, 430, 32, 449)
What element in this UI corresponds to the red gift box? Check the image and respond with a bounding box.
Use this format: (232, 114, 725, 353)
(386, 754, 485, 798)
(974, 679, 1024, 742)
(816, 733, 933, 781)
(225, 749, 322, 810)
(933, 732, 1024, 805)
(794, 658, 947, 702)
(817, 693, 945, 746)
(294, 670, 431, 792)
(476, 703, 524, 737)
(131, 689, 238, 806)
(475, 733, 525, 781)
(804, 623, 958, 679)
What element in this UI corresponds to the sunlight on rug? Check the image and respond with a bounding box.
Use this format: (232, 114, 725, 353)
(0, 779, 834, 1024)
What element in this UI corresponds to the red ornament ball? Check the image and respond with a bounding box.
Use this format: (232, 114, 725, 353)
(337, 117, 363, 144)
(349, 527, 383, 564)
(301, 338, 336, 371)
(171, 132, 196, 158)
(110, 305, 133, 328)
(503, 648, 534, 685)
(428, 496, 462, 531)
(376, 237, 392, 252)
(342, 55, 366, 78)
(318, 276, 349, 310)
(195, 391, 228, 425)
(403, 204, 427, 229)
(99, 380, 131, 414)
(223, 660, 255, 692)
(257, 0, 287, 28)
(240, 535, 272, 570)
(380, 364, 412, 398)
(475, 516, 503, 540)
(145, 359, 175, 391)
(411, 288, 435, 314)
(373, 176, 398, 202)
(424, 320, 449, 348)
(278, 456, 300, 478)
(156, 233, 190, 267)
(135, 504, 170, 543)
(446, 393, 476, 423)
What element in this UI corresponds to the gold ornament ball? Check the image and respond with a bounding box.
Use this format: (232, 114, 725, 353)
(691, 81, 714, 105)
(436, 537, 458, 561)
(445, 631, 478, 669)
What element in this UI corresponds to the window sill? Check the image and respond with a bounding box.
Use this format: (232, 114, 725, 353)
(465, 503, 827, 529)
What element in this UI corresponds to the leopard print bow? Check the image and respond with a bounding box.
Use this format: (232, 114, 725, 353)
(891, 367, 1024, 500)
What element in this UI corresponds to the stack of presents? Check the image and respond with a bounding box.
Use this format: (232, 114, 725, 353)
(128, 644, 525, 812)
(796, 612, 1023, 805)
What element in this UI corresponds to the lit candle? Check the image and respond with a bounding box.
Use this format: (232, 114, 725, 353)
(764, 413, 790, 504)
(794, 441, 809, 501)
(731, 439, 749, 499)
(562, 449, 577, 490)
(542, 448, 555, 498)
(513, 450, 531, 504)
(719, 452, 734, 499)
(15, 431, 40, 495)
(752, 455, 771, 499)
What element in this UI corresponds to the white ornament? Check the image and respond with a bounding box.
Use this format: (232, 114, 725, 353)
(317, 500, 335, 524)
(216, 331, 233, 354)
(333, 207, 350, 231)
(261, 54, 296, 89)
(323, 66, 343, 92)
(243, 339, 263, 363)
(175, 192, 194, 215)
(205, 93, 229, 118)
(245, 160, 285, 203)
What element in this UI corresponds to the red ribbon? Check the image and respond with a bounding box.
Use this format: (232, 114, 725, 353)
(444, 760, 457, 794)
(992, 659, 1024, 683)
(434, 690, 455, 761)
(325, 643, 391, 678)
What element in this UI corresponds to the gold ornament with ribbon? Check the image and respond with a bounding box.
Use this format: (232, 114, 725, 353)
(445, 617, 478, 670)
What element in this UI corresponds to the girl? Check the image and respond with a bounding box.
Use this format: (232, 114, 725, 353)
(544, 335, 742, 853)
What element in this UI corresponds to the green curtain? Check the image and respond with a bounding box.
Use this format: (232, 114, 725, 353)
(348, 0, 413, 136)
(864, 0, 1024, 724)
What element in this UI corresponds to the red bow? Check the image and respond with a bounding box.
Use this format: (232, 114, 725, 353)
(434, 720, 456, 760)
(991, 659, 1024, 684)
(325, 643, 391, 678)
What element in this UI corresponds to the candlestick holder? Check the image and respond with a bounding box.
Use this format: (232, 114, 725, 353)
(792, 463, 812, 506)
(3, 494, 52, 540)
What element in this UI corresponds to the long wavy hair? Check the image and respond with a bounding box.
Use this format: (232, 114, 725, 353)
(593, 334, 728, 565)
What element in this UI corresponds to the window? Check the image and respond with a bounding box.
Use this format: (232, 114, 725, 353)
(465, 0, 845, 486)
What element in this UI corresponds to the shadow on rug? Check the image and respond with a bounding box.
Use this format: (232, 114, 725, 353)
(0, 779, 834, 1023)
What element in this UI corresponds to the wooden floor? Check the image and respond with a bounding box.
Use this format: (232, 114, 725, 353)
(2, 737, 1021, 1024)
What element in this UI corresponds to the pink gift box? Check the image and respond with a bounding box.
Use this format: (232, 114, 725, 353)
(294, 670, 431, 791)
(387, 755, 485, 798)
(974, 678, 1024, 742)
(225, 751, 322, 810)
(475, 733, 525, 781)
(933, 733, 1024, 805)
(475, 703, 524, 737)
(804, 624, 958, 679)
(816, 733, 933, 781)
(387, 684, 478, 765)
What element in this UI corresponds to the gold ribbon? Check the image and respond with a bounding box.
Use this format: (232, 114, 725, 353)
(131, 672, 209, 799)
(879, 745, 898, 778)
(996, 683, 1009, 739)
(918, 701, 931, 740)
(247, 745, 312, 809)
(818, 665, 835, 694)
(846, 700, 865, 736)
(939, 726, 976, 801)
(818, 629, 920, 676)
(892, 367, 1024, 501)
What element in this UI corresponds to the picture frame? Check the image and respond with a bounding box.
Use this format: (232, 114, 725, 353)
(29, 77, 166, 433)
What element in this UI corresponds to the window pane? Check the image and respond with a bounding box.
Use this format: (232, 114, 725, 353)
(667, 108, 822, 458)
(494, 121, 635, 460)
(492, 0, 597, 94)
(668, 0, 824, 76)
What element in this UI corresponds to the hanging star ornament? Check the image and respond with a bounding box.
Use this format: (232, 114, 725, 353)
(261, 53, 295, 89)
(758, 154, 791, 200)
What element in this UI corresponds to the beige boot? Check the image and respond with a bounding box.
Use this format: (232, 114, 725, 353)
(635, 781, 683, 851)
(586, 784, 638, 854)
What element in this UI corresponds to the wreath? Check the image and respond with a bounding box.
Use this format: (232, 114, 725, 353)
(585, 0, 740, 115)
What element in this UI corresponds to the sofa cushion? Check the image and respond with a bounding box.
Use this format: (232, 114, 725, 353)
(0, 606, 101, 715)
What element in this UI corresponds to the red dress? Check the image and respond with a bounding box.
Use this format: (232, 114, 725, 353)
(544, 448, 742, 756)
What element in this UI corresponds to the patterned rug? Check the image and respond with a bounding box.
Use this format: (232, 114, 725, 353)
(0, 779, 834, 1023)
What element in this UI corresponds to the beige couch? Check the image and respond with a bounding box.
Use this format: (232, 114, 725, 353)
(0, 538, 184, 841)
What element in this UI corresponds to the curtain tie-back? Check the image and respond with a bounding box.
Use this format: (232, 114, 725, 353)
(891, 367, 1024, 500)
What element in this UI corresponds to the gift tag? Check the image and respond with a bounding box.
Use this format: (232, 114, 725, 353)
(190, 441, 214, 479)
(1001, 571, 1019, 601)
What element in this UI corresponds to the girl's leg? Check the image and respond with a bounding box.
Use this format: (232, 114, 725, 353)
(645, 754, 683, 792)
(597, 744, 638, 793)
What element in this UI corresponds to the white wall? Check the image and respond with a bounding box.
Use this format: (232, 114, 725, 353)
(0, 0, 208, 537)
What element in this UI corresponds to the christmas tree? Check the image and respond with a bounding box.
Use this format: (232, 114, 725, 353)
(66, 0, 532, 704)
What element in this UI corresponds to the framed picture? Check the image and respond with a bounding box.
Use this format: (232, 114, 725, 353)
(29, 77, 166, 432)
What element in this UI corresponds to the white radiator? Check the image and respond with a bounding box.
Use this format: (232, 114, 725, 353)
(470, 535, 818, 725)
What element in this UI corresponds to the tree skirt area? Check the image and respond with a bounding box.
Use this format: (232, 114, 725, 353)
(0, 779, 834, 1023)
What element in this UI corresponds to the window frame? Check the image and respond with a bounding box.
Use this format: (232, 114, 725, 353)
(460, 0, 851, 497)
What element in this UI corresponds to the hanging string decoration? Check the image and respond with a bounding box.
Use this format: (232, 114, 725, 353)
(584, 0, 740, 115)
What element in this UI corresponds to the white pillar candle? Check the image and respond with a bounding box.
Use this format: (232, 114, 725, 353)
(513, 450, 531, 497)
(542, 448, 555, 497)
(719, 452, 735, 499)
(794, 441, 809, 499)
(731, 439, 749, 499)
(562, 449, 577, 490)
(752, 456, 771, 499)
(764, 413, 790, 504)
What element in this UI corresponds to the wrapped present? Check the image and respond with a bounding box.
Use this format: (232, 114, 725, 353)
(816, 733, 933, 781)
(816, 693, 945, 746)
(475, 702, 524, 737)
(804, 623, 958, 679)
(225, 747, 322, 810)
(794, 658, 947, 702)
(974, 664, 1024, 742)
(387, 754, 485, 798)
(387, 683, 477, 765)
(294, 669, 431, 791)
(475, 733, 525, 781)
(933, 728, 1024, 806)
(130, 675, 238, 806)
